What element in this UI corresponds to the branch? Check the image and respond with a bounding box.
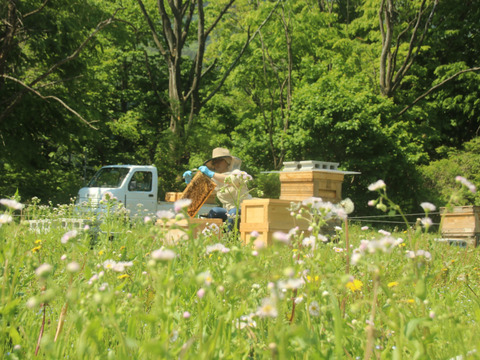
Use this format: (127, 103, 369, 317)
(392, 0, 437, 93)
(136, 0, 168, 57)
(201, 0, 282, 107)
(24, 0, 49, 18)
(393, 0, 428, 85)
(390, 23, 412, 83)
(199, 59, 217, 79)
(2, 75, 98, 129)
(378, 0, 392, 94)
(205, 0, 236, 38)
(398, 67, 480, 116)
(185, 0, 235, 105)
(185, 0, 205, 102)
(157, 0, 177, 55)
(181, 1, 196, 47)
(31, 10, 121, 89)
(0, 10, 120, 123)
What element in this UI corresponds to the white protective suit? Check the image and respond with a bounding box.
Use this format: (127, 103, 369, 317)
(209, 156, 252, 211)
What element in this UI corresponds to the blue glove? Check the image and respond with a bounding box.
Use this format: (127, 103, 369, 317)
(183, 170, 193, 184)
(199, 165, 215, 179)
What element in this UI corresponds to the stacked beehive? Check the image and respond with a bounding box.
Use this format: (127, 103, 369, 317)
(440, 206, 480, 247)
(279, 161, 344, 203)
(240, 161, 359, 246)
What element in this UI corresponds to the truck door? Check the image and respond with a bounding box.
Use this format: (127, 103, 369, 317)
(125, 170, 156, 216)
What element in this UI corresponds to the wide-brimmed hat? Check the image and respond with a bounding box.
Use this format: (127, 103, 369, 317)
(203, 147, 240, 169)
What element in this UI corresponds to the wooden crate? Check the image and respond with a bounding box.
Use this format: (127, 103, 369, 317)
(165, 192, 183, 202)
(279, 171, 344, 203)
(240, 199, 311, 246)
(440, 206, 480, 247)
(157, 218, 224, 244)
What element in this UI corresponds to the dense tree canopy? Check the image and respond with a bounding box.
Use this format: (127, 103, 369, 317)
(1, 0, 479, 215)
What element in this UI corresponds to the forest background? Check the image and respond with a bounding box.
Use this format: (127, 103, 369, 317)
(1, 0, 479, 217)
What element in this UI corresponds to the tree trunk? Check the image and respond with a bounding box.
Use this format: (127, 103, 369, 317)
(0, 0, 18, 91)
(378, 0, 438, 98)
(138, 0, 279, 142)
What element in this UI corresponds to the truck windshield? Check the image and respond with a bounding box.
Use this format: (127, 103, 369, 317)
(87, 167, 130, 188)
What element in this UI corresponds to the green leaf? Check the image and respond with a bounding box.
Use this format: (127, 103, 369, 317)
(405, 317, 429, 339)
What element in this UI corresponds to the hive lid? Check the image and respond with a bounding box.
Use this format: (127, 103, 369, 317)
(261, 160, 360, 175)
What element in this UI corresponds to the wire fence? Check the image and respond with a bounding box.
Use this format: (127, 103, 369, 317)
(348, 211, 442, 226)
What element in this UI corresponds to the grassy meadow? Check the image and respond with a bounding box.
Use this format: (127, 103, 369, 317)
(1, 182, 479, 359)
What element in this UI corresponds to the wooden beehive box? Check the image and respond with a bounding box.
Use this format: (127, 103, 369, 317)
(440, 206, 480, 247)
(279, 171, 344, 203)
(158, 218, 224, 244)
(240, 199, 311, 246)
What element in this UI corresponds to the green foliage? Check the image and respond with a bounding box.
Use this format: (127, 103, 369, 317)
(420, 138, 480, 207)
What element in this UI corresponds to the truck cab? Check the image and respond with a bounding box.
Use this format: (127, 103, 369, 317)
(76, 165, 158, 217)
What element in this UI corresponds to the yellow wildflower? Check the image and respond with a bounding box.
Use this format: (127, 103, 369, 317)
(388, 281, 399, 288)
(35, 239, 42, 244)
(346, 279, 363, 292)
(307, 275, 320, 283)
(120, 246, 126, 251)
(406, 299, 415, 303)
(98, 250, 104, 256)
(292, 249, 298, 252)
(117, 274, 130, 280)
(31, 246, 42, 253)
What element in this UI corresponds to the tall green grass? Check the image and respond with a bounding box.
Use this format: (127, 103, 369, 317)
(0, 188, 479, 359)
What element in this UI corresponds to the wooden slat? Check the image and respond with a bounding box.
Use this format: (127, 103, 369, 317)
(279, 171, 344, 182)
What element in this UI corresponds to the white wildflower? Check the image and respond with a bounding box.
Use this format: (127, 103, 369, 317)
(206, 243, 230, 254)
(456, 176, 477, 193)
(368, 180, 386, 191)
(151, 248, 176, 261)
(156, 210, 175, 219)
(273, 231, 290, 244)
(0, 214, 13, 225)
(256, 297, 278, 318)
(420, 202, 436, 212)
(302, 236, 316, 249)
(66, 262, 80, 273)
(308, 301, 320, 317)
(35, 263, 52, 278)
(174, 199, 192, 213)
(277, 278, 304, 290)
(61, 230, 78, 244)
(0, 199, 24, 210)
